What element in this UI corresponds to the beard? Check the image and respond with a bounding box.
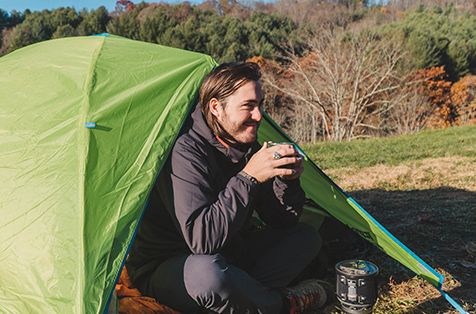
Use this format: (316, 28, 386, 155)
(216, 113, 259, 146)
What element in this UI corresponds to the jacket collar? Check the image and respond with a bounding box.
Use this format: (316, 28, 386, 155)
(191, 103, 255, 163)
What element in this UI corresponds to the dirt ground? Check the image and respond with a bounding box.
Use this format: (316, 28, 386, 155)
(320, 157, 476, 314)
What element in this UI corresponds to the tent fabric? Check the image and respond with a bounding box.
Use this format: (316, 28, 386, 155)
(0, 35, 466, 314)
(258, 115, 443, 286)
(0, 35, 216, 314)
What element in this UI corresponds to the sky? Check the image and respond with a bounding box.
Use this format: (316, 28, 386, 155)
(0, 1, 122, 12)
(0, 0, 209, 12)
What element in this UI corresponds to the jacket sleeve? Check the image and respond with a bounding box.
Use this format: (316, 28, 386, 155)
(254, 176, 306, 228)
(166, 142, 258, 255)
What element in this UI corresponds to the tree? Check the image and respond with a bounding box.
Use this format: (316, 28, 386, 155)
(77, 6, 110, 36)
(416, 66, 455, 128)
(0, 9, 8, 50)
(262, 28, 404, 141)
(0, 10, 25, 51)
(0, 9, 24, 29)
(380, 8, 476, 79)
(5, 10, 54, 52)
(2, 8, 82, 53)
(451, 75, 476, 125)
(50, 7, 81, 29)
(114, 0, 136, 14)
(106, 3, 143, 40)
(271, 0, 359, 30)
(52, 24, 77, 38)
(246, 13, 299, 59)
(0, 9, 8, 29)
(387, 72, 434, 134)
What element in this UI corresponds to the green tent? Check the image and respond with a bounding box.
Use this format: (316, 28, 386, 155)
(0, 35, 467, 314)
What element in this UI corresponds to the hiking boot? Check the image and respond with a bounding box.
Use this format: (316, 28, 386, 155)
(284, 279, 327, 314)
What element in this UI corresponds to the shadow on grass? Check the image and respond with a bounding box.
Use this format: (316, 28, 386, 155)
(345, 187, 476, 313)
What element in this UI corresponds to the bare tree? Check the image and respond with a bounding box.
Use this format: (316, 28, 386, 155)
(271, 0, 355, 29)
(387, 78, 433, 134)
(387, 0, 476, 11)
(262, 28, 404, 141)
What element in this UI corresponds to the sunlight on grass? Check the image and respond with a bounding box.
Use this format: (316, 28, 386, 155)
(302, 125, 476, 170)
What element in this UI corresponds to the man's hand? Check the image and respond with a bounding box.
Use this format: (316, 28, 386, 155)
(242, 142, 304, 183)
(279, 152, 304, 181)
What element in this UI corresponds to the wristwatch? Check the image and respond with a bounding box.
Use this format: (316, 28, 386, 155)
(238, 170, 259, 184)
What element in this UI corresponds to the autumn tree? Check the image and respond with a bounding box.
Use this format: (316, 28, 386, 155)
(451, 75, 476, 125)
(270, 0, 363, 30)
(387, 0, 476, 12)
(415, 66, 455, 128)
(374, 64, 461, 134)
(262, 28, 404, 141)
(114, 0, 136, 14)
(387, 72, 433, 134)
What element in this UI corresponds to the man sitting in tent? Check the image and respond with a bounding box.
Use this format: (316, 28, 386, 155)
(126, 62, 327, 313)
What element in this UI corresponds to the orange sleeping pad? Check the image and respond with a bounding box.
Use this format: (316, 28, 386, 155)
(116, 267, 180, 314)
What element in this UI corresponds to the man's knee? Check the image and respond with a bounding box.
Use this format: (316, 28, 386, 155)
(293, 222, 322, 259)
(184, 254, 233, 303)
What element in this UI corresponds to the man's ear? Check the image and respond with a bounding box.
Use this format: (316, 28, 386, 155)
(209, 98, 221, 118)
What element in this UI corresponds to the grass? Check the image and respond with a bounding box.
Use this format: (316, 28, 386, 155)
(302, 124, 476, 170)
(305, 125, 476, 314)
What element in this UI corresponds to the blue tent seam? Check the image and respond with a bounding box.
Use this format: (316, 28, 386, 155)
(438, 288, 469, 314)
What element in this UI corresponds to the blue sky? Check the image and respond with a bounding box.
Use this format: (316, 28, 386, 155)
(0, 1, 120, 12)
(0, 0, 205, 12)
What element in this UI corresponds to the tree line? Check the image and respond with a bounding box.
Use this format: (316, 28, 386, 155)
(1, 0, 476, 142)
(0, 3, 300, 62)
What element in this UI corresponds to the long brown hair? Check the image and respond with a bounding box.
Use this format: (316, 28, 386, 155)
(199, 62, 261, 139)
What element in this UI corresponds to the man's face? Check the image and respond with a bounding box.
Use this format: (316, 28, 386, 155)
(213, 80, 264, 144)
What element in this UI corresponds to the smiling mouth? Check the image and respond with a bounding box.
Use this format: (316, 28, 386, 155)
(244, 122, 259, 127)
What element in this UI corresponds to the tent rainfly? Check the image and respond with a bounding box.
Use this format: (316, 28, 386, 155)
(0, 34, 468, 314)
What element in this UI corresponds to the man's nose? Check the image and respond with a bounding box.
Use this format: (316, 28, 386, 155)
(251, 106, 262, 122)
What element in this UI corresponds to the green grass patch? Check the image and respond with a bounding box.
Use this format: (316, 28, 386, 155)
(302, 124, 476, 170)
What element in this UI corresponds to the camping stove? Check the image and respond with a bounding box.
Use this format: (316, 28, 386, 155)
(336, 260, 379, 314)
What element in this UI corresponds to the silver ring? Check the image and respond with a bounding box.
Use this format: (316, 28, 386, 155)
(273, 151, 282, 160)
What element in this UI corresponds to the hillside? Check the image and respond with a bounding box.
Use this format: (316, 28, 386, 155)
(304, 124, 476, 171)
(307, 125, 476, 313)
